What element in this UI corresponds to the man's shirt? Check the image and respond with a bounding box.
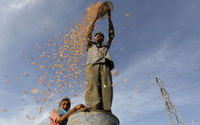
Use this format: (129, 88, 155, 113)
(86, 42, 114, 70)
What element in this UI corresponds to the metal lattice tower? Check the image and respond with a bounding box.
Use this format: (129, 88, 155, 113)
(156, 76, 187, 125)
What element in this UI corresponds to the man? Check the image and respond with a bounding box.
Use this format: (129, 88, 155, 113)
(85, 10, 115, 112)
(50, 97, 86, 125)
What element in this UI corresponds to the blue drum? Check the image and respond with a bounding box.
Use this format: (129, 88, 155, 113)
(67, 110, 119, 125)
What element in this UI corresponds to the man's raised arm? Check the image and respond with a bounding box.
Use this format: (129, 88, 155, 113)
(105, 10, 115, 49)
(86, 17, 98, 50)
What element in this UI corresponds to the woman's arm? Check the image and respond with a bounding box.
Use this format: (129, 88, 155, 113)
(56, 104, 86, 124)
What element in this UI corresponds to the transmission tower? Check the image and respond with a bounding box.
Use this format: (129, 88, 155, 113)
(156, 76, 187, 125)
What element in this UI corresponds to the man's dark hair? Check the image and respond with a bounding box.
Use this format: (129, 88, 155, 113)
(60, 97, 71, 109)
(95, 32, 104, 38)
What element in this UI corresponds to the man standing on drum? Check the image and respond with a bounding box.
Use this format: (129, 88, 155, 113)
(85, 7, 115, 112)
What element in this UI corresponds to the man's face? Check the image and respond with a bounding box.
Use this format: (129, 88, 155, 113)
(94, 34, 104, 43)
(60, 100, 70, 111)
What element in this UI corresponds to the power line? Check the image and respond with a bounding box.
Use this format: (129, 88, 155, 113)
(169, 84, 200, 94)
(177, 102, 200, 108)
(131, 109, 166, 124)
(132, 67, 200, 94)
(132, 108, 200, 124)
(131, 101, 200, 124)
(122, 73, 200, 124)
(133, 83, 200, 109)
(164, 68, 200, 81)
(128, 102, 200, 124)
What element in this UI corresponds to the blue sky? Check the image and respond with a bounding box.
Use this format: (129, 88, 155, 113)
(1, 0, 200, 125)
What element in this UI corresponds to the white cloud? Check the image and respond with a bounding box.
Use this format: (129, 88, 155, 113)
(0, 89, 21, 99)
(0, 104, 50, 125)
(0, 91, 87, 125)
(8, 0, 35, 11)
(0, 0, 38, 52)
(0, 0, 37, 24)
(33, 111, 50, 125)
(115, 31, 200, 83)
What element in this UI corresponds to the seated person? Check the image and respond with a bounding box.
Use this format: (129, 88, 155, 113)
(50, 97, 86, 125)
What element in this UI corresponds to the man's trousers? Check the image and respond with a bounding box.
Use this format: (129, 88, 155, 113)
(85, 63, 113, 111)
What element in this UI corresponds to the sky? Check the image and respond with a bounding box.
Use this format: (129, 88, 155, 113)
(0, 0, 200, 125)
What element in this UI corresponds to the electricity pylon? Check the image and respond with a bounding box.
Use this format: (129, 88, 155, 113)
(156, 76, 186, 125)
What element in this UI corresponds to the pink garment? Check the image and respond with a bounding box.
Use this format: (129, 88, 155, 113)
(50, 109, 60, 125)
